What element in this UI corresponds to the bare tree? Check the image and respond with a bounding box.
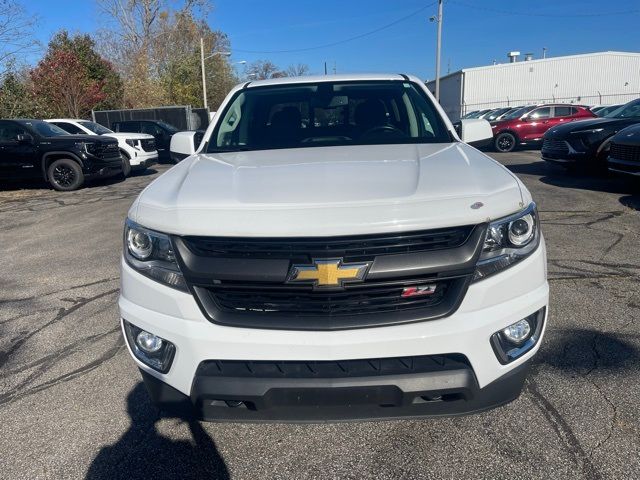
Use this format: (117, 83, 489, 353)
(247, 60, 286, 80)
(0, 0, 38, 77)
(286, 63, 310, 77)
(95, 0, 237, 108)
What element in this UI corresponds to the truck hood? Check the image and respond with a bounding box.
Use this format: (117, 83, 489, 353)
(43, 134, 117, 145)
(131, 143, 527, 236)
(102, 132, 154, 141)
(545, 117, 640, 136)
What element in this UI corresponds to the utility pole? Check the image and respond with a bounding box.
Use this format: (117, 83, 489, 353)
(200, 38, 231, 111)
(542, 47, 547, 59)
(200, 38, 208, 110)
(434, 0, 443, 102)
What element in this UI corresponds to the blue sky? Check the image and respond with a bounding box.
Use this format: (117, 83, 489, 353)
(27, 0, 639, 80)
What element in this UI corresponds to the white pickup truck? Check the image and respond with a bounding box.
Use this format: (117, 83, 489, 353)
(120, 74, 548, 421)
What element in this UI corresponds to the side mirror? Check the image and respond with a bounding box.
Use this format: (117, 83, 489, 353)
(459, 119, 493, 147)
(16, 133, 33, 144)
(169, 131, 198, 163)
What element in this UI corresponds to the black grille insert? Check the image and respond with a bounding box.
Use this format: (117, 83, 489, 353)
(204, 277, 451, 316)
(182, 225, 474, 262)
(610, 143, 640, 163)
(196, 354, 470, 379)
(141, 139, 156, 152)
(542, 138, 569, 155)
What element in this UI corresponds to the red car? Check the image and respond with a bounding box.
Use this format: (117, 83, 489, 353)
(491, 104, 596, 152)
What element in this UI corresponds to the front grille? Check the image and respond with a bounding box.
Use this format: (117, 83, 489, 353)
(195, 354, 470, 379)
(204, 277, 450, 317)
(542, 138, 569, 155)
(610, 143, 640, 163)
(177, 225, 483, 330)
(141, 139, 156, 152)
(98, 142, 120, 158)
(182, 225, 474, 262)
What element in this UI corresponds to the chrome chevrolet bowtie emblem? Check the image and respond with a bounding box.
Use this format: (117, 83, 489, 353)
(287, 258, 370, 288)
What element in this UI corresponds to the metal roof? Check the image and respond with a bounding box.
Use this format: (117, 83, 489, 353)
(432, 51, 640, 82)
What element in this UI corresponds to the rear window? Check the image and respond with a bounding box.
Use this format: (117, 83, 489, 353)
(23, 120, 70, 137)
(208, 80, 450, 153)
(115, 122, 139, 132)
(79, 121, 113, 135)
(529, 107, 551, 120)
(554, 106, 574, 117)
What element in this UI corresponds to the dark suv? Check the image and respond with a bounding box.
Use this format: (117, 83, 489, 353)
(541, 98, 640, 170)
(112, 120, 178, 159)
(0, 119, 122, 191)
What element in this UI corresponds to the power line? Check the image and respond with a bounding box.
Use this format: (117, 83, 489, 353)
(232, 2, 438, 54)
(449, 0, 640, 18)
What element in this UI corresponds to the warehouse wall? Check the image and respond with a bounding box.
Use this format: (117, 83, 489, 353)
(462, 52, 640, 112)
(426, 72, 463, 122)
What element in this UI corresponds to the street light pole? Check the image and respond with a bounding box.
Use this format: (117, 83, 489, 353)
(434, 0, 443, 102)
(200, 38, 231, 110)
(200, 38, 208, 110)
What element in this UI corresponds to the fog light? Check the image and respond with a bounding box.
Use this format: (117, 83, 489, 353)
(136, 330, 163, 353)
(502, 319, 531, 345)
(490, 308, 545, 364)
(123, 320, 175, 373)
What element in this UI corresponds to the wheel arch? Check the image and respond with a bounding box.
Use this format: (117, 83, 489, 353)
(495, 129, 520, 142)
(41, 151, 84, 179)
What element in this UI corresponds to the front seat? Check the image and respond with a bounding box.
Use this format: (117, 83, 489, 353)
(354, 99, 388, 132)
(269, 107, 302, 145)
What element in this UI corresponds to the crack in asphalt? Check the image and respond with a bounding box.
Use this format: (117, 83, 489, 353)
(0, 277, 119, 304)
(0, 288, 119, 369)
(526, 374, 601, 480)
(0, 325, 121, 379)
(0, 336, 125, 408)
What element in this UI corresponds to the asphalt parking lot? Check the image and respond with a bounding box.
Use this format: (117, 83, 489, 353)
(1, 152, 639, 480)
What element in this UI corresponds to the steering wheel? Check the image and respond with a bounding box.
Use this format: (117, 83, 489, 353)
(361, 125, 406, 139)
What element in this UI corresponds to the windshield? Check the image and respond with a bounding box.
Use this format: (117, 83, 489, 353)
(502, 106, 534, 120)
(156, 121, 178, 133)
(207, 81, 450, 153)
(22, 120, 70, 137)
(605, 99, 640, 118)
(485, 108, 509, 120)
(79, 121, 113, 135)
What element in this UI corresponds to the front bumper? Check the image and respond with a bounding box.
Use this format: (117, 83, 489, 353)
(130, 151, 158, 169)
(139, 356, 533, 422)
(84, 156, 123, 179)
(608, 157, 640, 176)
(119, 239, 548, 421)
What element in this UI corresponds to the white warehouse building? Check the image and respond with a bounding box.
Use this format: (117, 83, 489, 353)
(426, 51, 640, 122)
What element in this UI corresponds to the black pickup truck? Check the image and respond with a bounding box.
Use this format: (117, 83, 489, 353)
(0, 119, 123, 191)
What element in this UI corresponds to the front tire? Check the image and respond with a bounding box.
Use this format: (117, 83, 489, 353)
(495, 132, 517, 153)
(120, 151, 132, 178)
(48, 159, 84, 191)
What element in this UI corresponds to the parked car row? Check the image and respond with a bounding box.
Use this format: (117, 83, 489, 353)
(541, 98, 640, 176)
(491, 104, 596, 152)
(590, 104, 624, 117)
(0, 117, 189, 191)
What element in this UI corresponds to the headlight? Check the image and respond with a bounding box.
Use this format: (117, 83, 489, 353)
(125, 139, 137, 148)
(124, 219, 187, 291)
(473, 203, 540, 281)
(76, 142, 99, 155)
